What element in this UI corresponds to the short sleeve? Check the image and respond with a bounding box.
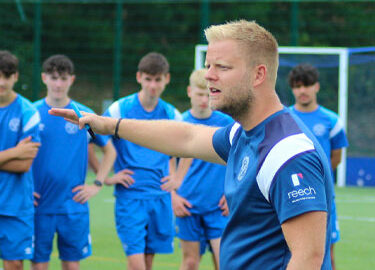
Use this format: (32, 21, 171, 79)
(22, 107, 41, 143)
(212, 123, 237, 162)
(104, 101, 121, 118)
(269, 151, 328, 224)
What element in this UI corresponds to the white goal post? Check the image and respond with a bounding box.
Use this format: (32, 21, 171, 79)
(195, 45, 349, 187)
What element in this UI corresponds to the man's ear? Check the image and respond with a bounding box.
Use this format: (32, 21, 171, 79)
(253, 64, 267, 88)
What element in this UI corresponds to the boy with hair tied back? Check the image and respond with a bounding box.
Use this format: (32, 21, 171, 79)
(51, 20, 334, 270)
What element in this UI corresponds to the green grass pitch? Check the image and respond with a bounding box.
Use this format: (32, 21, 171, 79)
(21, 177, 375, 269)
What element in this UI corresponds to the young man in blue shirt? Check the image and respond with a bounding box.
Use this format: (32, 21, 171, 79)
(51, 20, 334, 270)
(288, 63, 349, 270)
(103, 52, 181, 270)
(0, 50, 41, 270)
(162, 69, 232, 270)
(31, 55, 116, 270)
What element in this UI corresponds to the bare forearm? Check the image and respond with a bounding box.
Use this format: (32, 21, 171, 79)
(116, 119, 221, 163)
(0, 159, 33, 173)
(175, 158, 193, 183)
(88, 144, 100, 174)
(48, 109, 223, 164)
(96, 142, 116, 182)
(330, 149, 342, 170)
(0, 148, 17, 165)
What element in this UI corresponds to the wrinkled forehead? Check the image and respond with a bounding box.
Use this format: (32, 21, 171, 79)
(205, 39, 245, 65)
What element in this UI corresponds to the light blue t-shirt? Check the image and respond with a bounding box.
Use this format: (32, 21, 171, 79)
(290, 105, 349, 167)
(212, 108, 333, 270)
(104, 93, 181, 199)
(0, 94, 41, 216)
(32, 99, 109, 214)
(177, 110, 233, 214)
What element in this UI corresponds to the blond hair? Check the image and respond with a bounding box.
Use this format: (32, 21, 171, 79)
(189, 68, 208, 89)
(205, 20, 279, 84)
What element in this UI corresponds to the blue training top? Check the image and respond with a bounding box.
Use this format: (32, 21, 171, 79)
(0, 94, 41, 216)
(104, 93, 182, 199)
(177, 110, 233, 214)
(290, 105, 349, 168)
(213, 108, 333, 270)
(33, 99, 109, 214)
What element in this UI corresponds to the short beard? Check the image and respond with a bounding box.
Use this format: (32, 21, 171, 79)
(217, 89, 254, 120)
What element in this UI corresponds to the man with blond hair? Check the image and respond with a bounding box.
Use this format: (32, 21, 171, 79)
(50, 20, 334, 270)
(161, 69, 232, 270)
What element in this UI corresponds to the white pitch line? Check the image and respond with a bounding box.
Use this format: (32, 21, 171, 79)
(339, 215, 375, 223)
(336, 196, 375, 203)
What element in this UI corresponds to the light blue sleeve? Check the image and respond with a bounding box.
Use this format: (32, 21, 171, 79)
(21, 99, 41, 143)
(330, 118, 349, 150)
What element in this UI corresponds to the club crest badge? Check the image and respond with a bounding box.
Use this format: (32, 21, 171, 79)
(65, 122, 79, 134)
(9, 118, 20, 132)
(238, 156, 249, 181)
(313, 123, 326, 137)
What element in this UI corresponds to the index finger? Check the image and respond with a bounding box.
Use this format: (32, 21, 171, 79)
(49, 108, 79, 124)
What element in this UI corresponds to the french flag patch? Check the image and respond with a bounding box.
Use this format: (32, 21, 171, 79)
(291, 173, 303, 187)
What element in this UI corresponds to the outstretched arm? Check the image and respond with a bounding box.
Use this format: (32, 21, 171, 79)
(49, 109, 225, 164)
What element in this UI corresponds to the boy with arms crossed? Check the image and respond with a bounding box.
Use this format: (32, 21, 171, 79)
(0, 50, 41, 270)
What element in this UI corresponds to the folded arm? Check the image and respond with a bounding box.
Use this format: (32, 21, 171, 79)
(0, 136, 40, 173)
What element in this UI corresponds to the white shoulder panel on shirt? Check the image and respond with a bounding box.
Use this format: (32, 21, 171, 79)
(256, 133, 315, 202)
